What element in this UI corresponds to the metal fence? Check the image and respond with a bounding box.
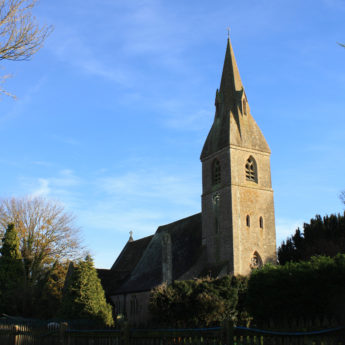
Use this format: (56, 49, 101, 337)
(0, 317, 344, 345)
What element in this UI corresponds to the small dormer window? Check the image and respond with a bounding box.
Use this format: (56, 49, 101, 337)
(243, 98, 247, 115)
(245, 156, 257, 183)
(212, 159, 221, 186)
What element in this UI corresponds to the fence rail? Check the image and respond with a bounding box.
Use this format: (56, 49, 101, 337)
(0, 317, 344, 345)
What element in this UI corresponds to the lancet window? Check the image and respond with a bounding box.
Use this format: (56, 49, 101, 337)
(246, 215, 250, 227)
(212, 159, 221, 186)
(245, 156, 257, 182)
(130, 295, 138, 316)
(259, 216, 264, 229)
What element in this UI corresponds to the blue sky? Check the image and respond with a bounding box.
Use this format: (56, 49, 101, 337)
(0, 0, 344, 268)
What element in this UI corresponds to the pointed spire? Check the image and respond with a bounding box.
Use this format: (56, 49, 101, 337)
(129, 231, 133, 242)
(201, 37, 270, 160)
(219, 37, 244, 105)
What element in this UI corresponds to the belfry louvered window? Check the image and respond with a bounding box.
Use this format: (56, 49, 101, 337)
(245, 156, 257, 182)
(212, 159, 221, 186)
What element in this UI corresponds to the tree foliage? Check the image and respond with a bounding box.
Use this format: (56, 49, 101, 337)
(149, 275, 248, 327)
(278, 213, 345, 265)
(34, 260, 69, 318)
(0, 197, 81, 316)
(0, 197, 81, 284)
(0, 223, 24, 314)
(246, 255, 345, 322)
(60, 255, 114, 326)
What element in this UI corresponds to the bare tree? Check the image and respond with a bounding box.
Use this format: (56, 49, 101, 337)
(0, 0, 52, 97)
(340, 191, 345, 205)
(0, 197, 82, 284)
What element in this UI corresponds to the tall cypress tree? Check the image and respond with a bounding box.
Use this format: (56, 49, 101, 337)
(0, 223, 24, 315)
(60, 255, 114, 326)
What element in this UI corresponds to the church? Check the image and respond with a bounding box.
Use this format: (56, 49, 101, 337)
(98, 37, 277, 324)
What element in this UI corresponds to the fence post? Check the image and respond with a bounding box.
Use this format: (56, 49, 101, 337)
(121, 321, 130, 345)
(222, 319, 234, 345)
(59, 322, 68, 345)
(13, 325, 19, 345)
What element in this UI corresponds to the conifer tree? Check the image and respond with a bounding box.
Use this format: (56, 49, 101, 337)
(278, 213, 345, 264)
(60, 255, 114, 326)
(0, 223, 24, 314)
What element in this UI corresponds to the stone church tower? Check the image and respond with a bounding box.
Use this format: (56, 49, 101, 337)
(201, 38, 276, 276)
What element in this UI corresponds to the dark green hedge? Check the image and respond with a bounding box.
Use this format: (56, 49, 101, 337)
(246, 254, 345, 322)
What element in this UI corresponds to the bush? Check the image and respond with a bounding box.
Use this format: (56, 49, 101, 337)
(149, 275, 248, 327)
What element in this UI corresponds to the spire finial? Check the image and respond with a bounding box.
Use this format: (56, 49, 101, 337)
(227, 27, 230, 39)
(129, 230, 133, 242)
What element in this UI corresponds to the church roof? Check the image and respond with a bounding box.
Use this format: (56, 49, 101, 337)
(111, 235, 154, 273)
(97, 235, 153, 296)
(201, 38, 270, 160)
(114, 213, 203, 294)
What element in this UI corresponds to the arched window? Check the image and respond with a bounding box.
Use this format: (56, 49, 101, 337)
(245, 156, 257, 182)
(250, 251, 263, 269)
(212, 159, 221, 186)
(243, 98, 247, 115)
(259, 216, 264, 229)
(246, 215, 250, 227)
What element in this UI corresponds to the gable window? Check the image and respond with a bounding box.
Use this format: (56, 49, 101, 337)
(259, 217, 264, 229)
(245, 156, 257, 182)
(212, 159, 221, 186)
(246, 215, 250, 227)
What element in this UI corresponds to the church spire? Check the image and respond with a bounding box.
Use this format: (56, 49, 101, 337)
(219, 37, 244, 105)
(200, 37, 270, 160)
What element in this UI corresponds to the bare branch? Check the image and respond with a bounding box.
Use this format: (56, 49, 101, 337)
(340, 191, 345, 205)
(0, 72, 16, 98)
(0, 0, 52, 98)
(0, 0, 52, 61)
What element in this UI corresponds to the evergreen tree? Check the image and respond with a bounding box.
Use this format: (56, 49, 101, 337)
(278, 213, 345, 264)
(60, 255, 114, 326)
(0, 223, 24, 314)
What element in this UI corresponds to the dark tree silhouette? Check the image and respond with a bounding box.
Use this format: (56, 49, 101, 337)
(278, 213, 345, 265)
